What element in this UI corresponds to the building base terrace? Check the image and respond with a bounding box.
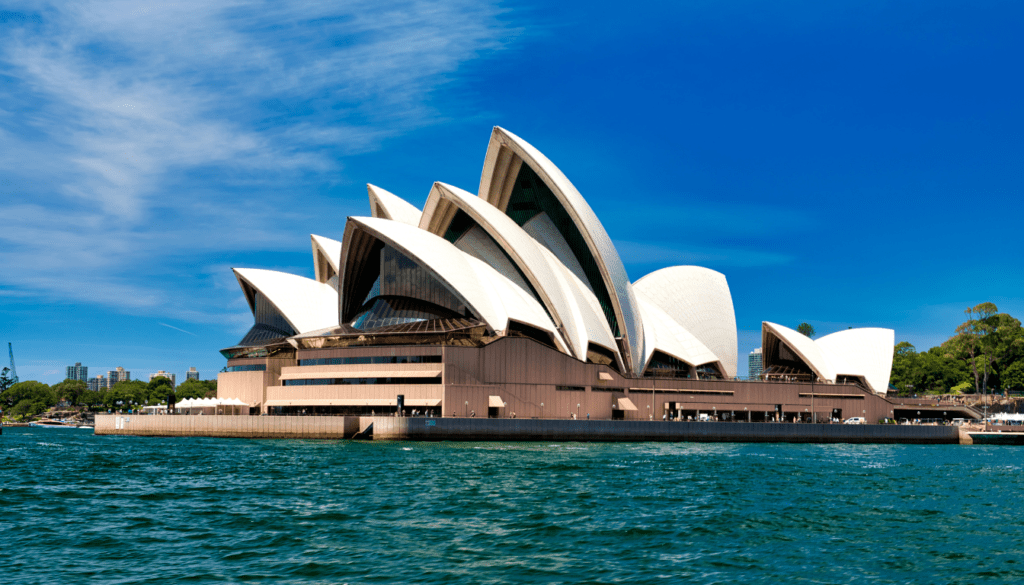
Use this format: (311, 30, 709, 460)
(218, 337, 954, 425)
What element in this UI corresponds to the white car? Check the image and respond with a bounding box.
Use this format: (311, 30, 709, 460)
(844, 417, 866, 425)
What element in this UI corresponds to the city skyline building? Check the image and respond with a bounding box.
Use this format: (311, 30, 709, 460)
(107, 367, 130, 387)
(66, 362, 87, 382)
(748, 348, 763, 379)
(186, 367, 199, 381)
(149, 370, 176, 386)
(88, 375, 106, 392)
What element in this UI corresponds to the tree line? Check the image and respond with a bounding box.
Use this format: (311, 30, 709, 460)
(0, 374, 217, 421)
(890, 303, 1024, 395)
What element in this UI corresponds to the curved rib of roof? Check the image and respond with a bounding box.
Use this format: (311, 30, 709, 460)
(634, 289, 720, 374)
(762, 322, 836, 383)
(340, 216, 560, 341)
(633, 266, 738, 378)
(367, 184, 422, 226)
(233, 268, 339, 334)
(477, 126, 645, 375)
(310, 234, 342, 286)
(419, 181, 593, 361)
(537, 245, 623, 369)
(816, 328, 895, 395)
(463, 254, 566, 353)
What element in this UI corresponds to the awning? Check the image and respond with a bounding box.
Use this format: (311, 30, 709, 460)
(598, 372, 614, 381)
(616, 397, 638, 411)
(488, 395, 505, 408)
(279, 369, 441, 380)
(264, 398, 442, 407)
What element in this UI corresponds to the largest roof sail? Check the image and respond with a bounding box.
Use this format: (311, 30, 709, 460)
(477, 126, 646, 375)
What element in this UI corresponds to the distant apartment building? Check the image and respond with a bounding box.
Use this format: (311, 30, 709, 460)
(149, 370, 176, 386)
(66, 362, 88, 382)
(186, 367, 199, 381)
(107, 367, 131, 387)
(748, 348, 763, 379)
(88, 376, 106, 392)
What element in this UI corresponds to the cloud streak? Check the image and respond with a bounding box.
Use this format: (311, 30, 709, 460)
(0, 0, 514, 323)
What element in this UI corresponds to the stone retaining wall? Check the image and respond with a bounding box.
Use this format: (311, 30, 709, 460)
(369, 417, 961, 444)
(95, 414, 359, 439)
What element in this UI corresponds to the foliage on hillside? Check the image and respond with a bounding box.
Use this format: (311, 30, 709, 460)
(0, 376, 218, 421)
(891, 303, 1024, 395)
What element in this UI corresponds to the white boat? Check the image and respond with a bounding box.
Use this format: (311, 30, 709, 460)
(29, 419, 79, 428)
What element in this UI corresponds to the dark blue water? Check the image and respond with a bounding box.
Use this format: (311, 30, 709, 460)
(3, 428, 1024, 584)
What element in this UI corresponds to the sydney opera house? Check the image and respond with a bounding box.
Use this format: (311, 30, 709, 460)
(218, 127, 908, 423)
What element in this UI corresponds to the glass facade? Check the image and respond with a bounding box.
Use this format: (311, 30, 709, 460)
(299, 355, 442, 366)
(283, 377, 441, 386)
(224, 364, 267, 373)
(504, 164, 620, 337)
(350, 244, 477, 330)
(643, 352, 692, 378)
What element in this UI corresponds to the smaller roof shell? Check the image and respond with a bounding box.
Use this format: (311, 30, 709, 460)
(233, 268, 339, 334)
(367, 184, 422, 226)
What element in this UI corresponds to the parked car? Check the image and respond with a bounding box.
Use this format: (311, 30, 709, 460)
(844, 417, 866, 425)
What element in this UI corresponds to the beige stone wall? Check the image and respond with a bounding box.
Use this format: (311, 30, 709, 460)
(217, 371, 265, 407)
(95, 414, 359, 438)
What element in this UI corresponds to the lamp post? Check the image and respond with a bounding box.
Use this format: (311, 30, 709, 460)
(647, 404, 651, 420)
(540, 402, 544, 419)
(464, 401, 468, 417)
(577, 403, 580, 420)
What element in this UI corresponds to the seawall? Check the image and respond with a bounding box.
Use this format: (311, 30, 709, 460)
(95, 414, 360, 439)
(369, 418, 961, 443)
(96, 415, 961, 444)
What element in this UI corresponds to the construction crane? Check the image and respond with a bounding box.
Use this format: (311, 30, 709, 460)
(8, 342, 18, 384)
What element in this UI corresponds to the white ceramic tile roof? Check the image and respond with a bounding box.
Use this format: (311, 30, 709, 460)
(453, 225, 534, 296)
(633, 266, 738, 378)
(522, 212, 591, 290)
(762, 321, 837, 383)
(816, 328, 895, 395)
(477, 126, 646, 375)
(762, 322, 894, 394)
(463, 255, 566, 353)
(419, 181, 591, 361)
(310, 234, 342, 284)
(367, 184, 422, 226)
(232, 268, 339, 334)
(634, 289, 720, 372)
(342, 216, 505, 334)
(537, 245, 621, 366)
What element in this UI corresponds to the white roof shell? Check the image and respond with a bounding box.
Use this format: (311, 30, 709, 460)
(633, 266, 738, 378)
(817, 328, 895, 395)
(420, 181, 596, 361)
(762, 322, 894, 395)
(233, 268, 339, 334)
(340, 216, 561, 345)
(634, 289, 721, 373)
(367, 184, 422, 226)
(477, 126, 646, 376)
(310, 234, 342, 286)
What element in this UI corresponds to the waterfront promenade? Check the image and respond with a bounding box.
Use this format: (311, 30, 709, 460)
(95, 414, 961, 444)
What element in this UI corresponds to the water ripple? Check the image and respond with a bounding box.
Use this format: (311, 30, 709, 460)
(3, 429, 1024, 583)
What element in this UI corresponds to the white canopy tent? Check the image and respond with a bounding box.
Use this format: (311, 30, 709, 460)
(175, 397, 249, 415)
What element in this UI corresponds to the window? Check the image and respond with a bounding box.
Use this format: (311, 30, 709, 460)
(298, 355, 442, 366)
(223, 364, 266, 373)
(556, 385, 585, 392)
(283, 377, 441, 386)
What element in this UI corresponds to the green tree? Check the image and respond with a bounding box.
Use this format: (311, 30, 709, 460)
(1003, 361, 1024, 393)
(0, 381, 55, 420)
(797, 323, 816, 338)
(107, 380, 148, 410)
(52, 379, 88, 406)
(890, 342, 918, 394)
(953, 302, 998, 393)
(146, 376, 175, 405)
(0, 367, 14, 393)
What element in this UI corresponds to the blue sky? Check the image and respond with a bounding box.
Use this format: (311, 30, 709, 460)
(2, 0, 1022, 384)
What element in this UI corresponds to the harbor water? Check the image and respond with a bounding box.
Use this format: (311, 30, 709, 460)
(3, 427, 1024, 584)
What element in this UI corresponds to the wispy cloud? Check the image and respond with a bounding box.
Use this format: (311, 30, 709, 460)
(158, 322, 197, 336)
(0, 0, 514, 322)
